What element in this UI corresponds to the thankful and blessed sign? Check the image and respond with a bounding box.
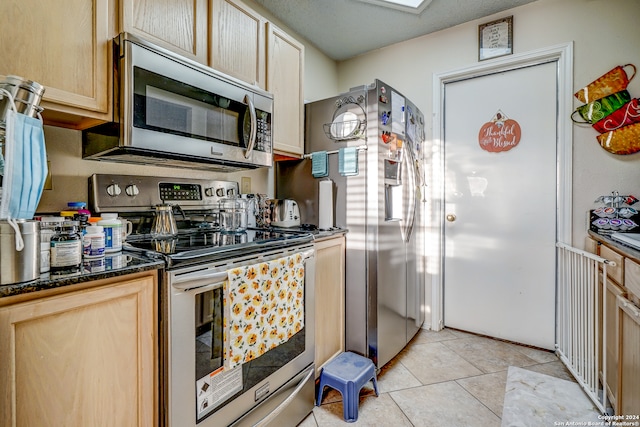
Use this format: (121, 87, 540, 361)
(478, 110, 522, 152)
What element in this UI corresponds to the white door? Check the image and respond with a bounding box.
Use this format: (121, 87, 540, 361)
(443, 61, 558, 349)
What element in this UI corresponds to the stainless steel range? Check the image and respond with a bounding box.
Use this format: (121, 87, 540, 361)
(89, 174, 316, 427)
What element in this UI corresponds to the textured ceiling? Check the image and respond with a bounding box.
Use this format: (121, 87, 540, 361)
(253, 0, 538, 60)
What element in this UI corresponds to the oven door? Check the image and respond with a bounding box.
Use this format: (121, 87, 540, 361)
(164, 245, 315, 427)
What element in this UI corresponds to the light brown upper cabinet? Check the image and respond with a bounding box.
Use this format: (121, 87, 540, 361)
(0, 0, 114, 128)
(120, 0, 208, 64)
(210, 0, 266, 88)
(267, 23, 305, 157)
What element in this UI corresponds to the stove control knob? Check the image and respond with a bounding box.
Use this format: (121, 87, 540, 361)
(204, 187, 214, 197)
(125, 184, 140, 197)
(216, 188, 225, 197)
(106, 183, 121, 197)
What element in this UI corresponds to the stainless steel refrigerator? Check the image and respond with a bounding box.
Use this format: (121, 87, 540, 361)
(275, 79, 426, 369)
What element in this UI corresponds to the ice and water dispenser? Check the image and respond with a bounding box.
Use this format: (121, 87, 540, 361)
(383, 90, 406, 222)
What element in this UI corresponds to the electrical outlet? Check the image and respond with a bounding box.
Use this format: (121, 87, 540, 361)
(241, 177, 251, 193)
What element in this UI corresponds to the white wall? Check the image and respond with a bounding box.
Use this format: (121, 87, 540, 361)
(338, 0, 640, 248)
(336, 0, 640, 328)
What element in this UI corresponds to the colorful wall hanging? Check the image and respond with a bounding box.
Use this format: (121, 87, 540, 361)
(478, 110, 522, 153)
(574, 64, 636, 104)
(572, 63, 639, 155)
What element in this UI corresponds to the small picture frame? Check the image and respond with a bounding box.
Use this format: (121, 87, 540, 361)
(478, 16, 513, 61)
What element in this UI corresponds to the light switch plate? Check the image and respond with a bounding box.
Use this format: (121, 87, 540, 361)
(241, 177, 251, 193)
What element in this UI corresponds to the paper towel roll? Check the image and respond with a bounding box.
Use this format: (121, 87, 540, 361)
(318, 180, 333, 230)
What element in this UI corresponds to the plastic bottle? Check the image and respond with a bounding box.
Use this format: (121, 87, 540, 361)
(67, 201, 91, 217)
(83, 225, 105, 258)
(50, 221, 82, 273)
(59, 210, 76, 220)
(98, 213, 123, 253)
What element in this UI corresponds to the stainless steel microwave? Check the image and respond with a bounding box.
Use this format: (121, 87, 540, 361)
(82, 33, 273, 171)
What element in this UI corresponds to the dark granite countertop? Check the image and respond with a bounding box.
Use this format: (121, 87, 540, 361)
(0, 228, 347, 301)
(0, 251, 165, 300)
(313, 227, 348, 242)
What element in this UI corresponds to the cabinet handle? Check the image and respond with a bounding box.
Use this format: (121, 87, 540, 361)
(619, 297, 640, 317)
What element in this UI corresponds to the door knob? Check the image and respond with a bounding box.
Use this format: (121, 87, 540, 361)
(446, 214, 456, 222)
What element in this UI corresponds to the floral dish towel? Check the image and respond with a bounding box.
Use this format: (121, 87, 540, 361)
(224, 252, 305, 370)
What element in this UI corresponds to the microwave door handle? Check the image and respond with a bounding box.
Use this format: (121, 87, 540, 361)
(244, 94, 257, 159)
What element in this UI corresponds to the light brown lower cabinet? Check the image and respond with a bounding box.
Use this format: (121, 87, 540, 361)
(314, 236, 345, 377)
(586, 235, 640, 413)
(603, 279, 625, 408)
(616, 294, 640, 416)
(0, 272, 157, 427)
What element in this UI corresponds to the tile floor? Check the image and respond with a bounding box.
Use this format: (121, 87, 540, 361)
(300, 328, 581, 426)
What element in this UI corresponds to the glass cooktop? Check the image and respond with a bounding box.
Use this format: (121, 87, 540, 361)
(124, 227, 314, 268)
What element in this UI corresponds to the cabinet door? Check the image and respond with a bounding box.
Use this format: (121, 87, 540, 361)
(604, 279, 625, 407)
(314, 236, 345, 376)
(0, 274, 156, 427)
(616, 295, 640, 415)
(0, 0, 112, 128)
(267, 22, 305, 157)
(210, 0, 266, 88)
(624, 257, 640, 303)
(120, 0, 207, 64)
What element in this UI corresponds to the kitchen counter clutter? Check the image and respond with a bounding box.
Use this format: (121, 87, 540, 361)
(0, 250, 163, 303)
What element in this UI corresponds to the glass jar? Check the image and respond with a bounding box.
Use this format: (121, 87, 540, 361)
(218, 197, 248, 233)
(39, 216, 66, 273)
(50, 221, 82, 273)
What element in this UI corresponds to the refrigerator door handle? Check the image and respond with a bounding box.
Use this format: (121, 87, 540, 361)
(402, 146, 417, 243)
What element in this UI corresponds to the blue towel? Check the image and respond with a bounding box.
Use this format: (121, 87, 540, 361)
(311, 151, 329, 178)
(338, 147, 358, 176)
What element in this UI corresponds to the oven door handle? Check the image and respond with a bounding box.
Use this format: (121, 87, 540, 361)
(171, 270, 228, 291)
(172, 249, 314, 291)
(300, 249, 315, 261)
(253, 368, 314, 427)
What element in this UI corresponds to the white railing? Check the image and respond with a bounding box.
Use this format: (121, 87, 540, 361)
(556, 242, 614, 414)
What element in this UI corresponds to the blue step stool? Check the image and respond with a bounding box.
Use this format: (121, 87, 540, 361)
(316, 351, 379, 422)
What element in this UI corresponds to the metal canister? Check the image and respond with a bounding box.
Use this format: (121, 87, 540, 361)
(0, 220, 41, 284)
(0, 75, 46, 123)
